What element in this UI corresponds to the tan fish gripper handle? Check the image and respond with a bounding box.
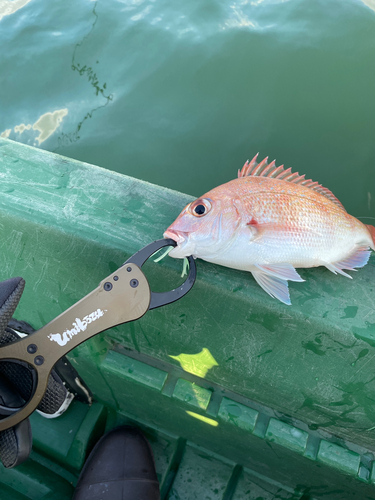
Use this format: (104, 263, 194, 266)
(0, 239, 196, 431)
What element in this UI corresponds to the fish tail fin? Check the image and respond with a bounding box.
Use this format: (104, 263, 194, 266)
(366, 224, 375, 250)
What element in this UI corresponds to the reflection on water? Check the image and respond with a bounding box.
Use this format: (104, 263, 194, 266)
(0, 0, 32, 21)
(222, 5, 256, 30)
(1, 109, 68, 145)
(14, 124, 32, 134)
(0, 129, 10, 139)
(33, 109, 68, 144)
(361, 0, 375, 12)
(1, 1, 112, 150)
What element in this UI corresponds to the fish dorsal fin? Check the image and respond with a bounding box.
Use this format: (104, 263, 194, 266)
(238, 154, 346, 211)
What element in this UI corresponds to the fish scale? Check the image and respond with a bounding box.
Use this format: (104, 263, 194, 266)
(164, 156, 375, 305)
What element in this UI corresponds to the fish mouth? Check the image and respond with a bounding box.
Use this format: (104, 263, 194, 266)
(163, 229, 189, 245)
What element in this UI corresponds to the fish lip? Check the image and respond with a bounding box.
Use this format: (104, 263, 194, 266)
(164, 229, 189, 244)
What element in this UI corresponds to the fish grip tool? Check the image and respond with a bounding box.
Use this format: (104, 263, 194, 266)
(0, 238, 196, 431)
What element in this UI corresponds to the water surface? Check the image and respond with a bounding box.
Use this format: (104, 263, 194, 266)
(1, 0, 375, 218)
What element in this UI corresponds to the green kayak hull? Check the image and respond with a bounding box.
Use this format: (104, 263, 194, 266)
(0, 137, 374, 499)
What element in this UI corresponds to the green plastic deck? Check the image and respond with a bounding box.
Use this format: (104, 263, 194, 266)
(172, 379, 212, 410)
(1, 138, 375, 498)
(265, 418, 308, 454)
(317, 440, 361, 476)
(31, 401, 106, 471)
(217, 398, 258, 432)
(101, 349, 168, 391)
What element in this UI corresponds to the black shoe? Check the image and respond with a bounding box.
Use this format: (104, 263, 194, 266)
(73, 426, 160, 500)
(0, 279, 74, 419)
(0, 277, 81, 468)
(0, 373, 32, 468)
(8, 318, 93, 415)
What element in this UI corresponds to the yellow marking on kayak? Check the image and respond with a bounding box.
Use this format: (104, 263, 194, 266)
(170, 348, 219, 378)
(186, 411, 218, 427)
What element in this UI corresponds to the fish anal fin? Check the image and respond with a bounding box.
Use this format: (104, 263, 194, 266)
(325, 263, 353, 279)
(237, 155, 346, 211)
(251, 263, 305, 305)
(251, 270, 292, 305)
(325, 246, 372, 279)
(255, 263, 305, 282)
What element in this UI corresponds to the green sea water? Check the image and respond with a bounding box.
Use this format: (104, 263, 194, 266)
(1, 0, 375, 219)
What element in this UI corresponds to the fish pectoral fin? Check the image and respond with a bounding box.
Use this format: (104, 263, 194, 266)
(325, 246, 371, 279)
(251, 270, 292, 305)
(254, 263, 305, 282)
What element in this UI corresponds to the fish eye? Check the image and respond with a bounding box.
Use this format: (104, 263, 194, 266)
(190, 198, 212, 217)
(194, 204, 206, 215)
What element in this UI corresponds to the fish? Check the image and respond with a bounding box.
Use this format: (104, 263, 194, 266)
(163, 154, 375, 305)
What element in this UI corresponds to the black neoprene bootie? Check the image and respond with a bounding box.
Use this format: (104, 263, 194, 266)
(73, 426, 160, 500)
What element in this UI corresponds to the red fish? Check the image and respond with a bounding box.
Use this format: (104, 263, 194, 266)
(164, 155, 375, 305)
